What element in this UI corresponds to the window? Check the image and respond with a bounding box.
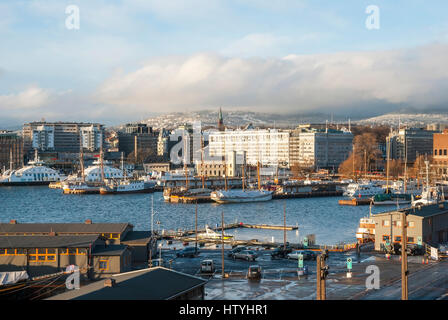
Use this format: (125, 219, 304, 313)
(394, 236, 402, 242)
(408, 221, 415, 228)
(382, 220, 390, 227)
(0, 248, 26, 256)
(383, 235, 390, 242)
(407, 237, 415, 243)
(99, 260, 109, 271)
(29, 248, 56, 262)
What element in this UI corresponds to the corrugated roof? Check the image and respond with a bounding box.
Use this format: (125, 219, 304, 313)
(0, 235, 99, 248)
(47, 267, 206, 300)
(0, 223, 131, 234)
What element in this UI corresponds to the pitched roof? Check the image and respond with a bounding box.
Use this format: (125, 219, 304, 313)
(47, 267, 206, 300)
(0, 222, 131, 234)
(0, 235, 100, 248)
(121, 231, 152, 245)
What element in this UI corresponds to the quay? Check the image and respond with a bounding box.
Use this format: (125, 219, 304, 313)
(273, 190, 342, 199)
(338, 198, 372, 206)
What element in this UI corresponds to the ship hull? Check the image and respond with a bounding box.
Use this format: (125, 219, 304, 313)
(99, 187, 155, 195)
(211, 193, 272, 204)
(0, 181, 52, 186)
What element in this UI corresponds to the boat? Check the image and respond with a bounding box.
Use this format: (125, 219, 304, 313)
(210, 189, 273, 204)
(0, 151, 63, 186)
(411, 160, 440, 207)
(372, 192, 412, 206)
(197, 225, 233, 240)
(62, 181, 101, 194)
(163, 187, 212, 202)
(343, 181, 385, 198)
(99, 179, 156, 195)
(355, 217, 376, 244)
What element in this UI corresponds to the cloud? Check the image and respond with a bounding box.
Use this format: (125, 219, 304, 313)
(0, 87, 52, 110)
(94, 43, 448, 117)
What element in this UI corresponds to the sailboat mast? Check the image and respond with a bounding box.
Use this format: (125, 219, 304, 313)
(386, 136, 390, 192)
(242, 160, 245, 192)
(404, 137, 408, 193)
(257, 161, 261, 190)
(9, 148, 13, 171)
(80, 138, 85, 182)
(100, 147, 105, 182)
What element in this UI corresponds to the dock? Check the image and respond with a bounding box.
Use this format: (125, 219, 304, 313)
(273, 190, 343, 199)
(339, 198, 372, 206)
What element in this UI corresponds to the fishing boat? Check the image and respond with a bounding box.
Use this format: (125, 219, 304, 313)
(99, 179, 156, 194)
(411, 160, 440, 207)
(0, 151, 63, 186)
(210, 189, 273, 203)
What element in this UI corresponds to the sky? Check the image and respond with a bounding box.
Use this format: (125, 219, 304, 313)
(1, 0, 448, 127)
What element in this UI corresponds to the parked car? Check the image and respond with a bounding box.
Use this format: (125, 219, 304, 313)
(233, 250, 258, 261)
(200, 260, 215, 273)
(287, 250, 316, 260)
(270, 246, 293, 259)
(176, 246, 199, 258)
(228, 246, 248, 258)
(247, 265, 262, 280)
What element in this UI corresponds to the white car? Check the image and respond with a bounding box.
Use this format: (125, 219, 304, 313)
(287, 250, 316, 260)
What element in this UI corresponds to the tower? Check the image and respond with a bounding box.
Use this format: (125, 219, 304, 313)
(218, 107, 224, 131)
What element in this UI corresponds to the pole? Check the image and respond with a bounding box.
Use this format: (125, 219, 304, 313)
(401, 211, 408, 300)
(316, 254, 321, 300)
(283, 202, 287, 250)
(221, 210, 225, 279)
(195, 201, 198, 253)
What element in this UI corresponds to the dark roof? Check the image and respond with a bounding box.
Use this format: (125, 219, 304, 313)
(91, 245, 129, 256)
(0, 235, 100, 248)
(47, 267, 206, 300)
(373, 202, 448, 219)
(121, 231, 152, 245)
(0, 223, 131, 234)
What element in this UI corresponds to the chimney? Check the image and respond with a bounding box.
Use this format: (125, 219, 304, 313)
(85, 219, 92, 224)
(9, 220, 17, 224)
(104, 278, 116, 287)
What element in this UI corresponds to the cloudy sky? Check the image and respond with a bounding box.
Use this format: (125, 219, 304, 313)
(1, 0, 447, 127)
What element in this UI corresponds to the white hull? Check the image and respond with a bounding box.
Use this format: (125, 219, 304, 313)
(211, 190, 273, 204)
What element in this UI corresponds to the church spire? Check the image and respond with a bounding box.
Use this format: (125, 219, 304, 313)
(218, 107, 224, 131)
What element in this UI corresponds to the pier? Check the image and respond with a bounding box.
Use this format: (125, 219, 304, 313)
(338, 198, 372, 206)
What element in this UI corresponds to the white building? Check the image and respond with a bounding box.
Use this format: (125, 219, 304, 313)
(32, 125, 54, 151)
(208, 129, 290, 167)
(81, 125, 103, 151)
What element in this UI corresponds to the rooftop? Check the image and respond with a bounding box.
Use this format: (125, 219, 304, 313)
(373, 202, 448, 218)
(0, 235, 100, 248)
(0, 222, 132, 235)
(47, 267, 206, 300)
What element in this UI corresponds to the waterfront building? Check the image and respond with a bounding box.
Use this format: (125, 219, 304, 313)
(371, 202, 448, 251)
(0, 131, 23, 172)
(433, 129, 448, 178)
(23, 122, 105, 154)
(47, 267, 207, 300)
(387, 128, 438, 163)
(195, 151, 244, 178)
(117, 123, 158, 158)
(208, 128, 290, 168)
(291, 127, 353, 171)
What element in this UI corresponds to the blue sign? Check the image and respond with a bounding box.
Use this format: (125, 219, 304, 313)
(347, 258, 352, 270)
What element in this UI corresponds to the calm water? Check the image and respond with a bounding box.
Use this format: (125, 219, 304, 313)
(0, 186, 391, 245)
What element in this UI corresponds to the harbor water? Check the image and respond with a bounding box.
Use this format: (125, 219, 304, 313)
(0, 186, 392, 245)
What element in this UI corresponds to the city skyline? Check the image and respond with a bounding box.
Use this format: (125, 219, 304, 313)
(1, 1, 448, 127)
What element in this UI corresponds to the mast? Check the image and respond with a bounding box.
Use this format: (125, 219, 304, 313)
(257, 161, 261, 190)
(386, 136, 390, 192)
(404, 137, 408, 193)
(79, 137, 85, 182)
(242, 159, 245, 192)
(100, 147, 105, 182)
(9, 148, 13, 171)
(184, 133, 189, 190)
(364, 149, 367, 180)
(201, 134, 205, 189)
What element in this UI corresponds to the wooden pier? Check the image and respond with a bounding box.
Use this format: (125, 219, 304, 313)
(338, 198, 372, 206)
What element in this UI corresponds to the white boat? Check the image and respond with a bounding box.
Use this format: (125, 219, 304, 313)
(0, 153, 63, 185)
(197, 225, 233, 240)
(355, 217, 375, 243)
(66, 159, 124, 183)
(100, 179, 156, 194)
(411, 186, 440, 207)
(62, 181, 101, 194)
(210, 189, 273, 204)
(343, 181, 384, 198)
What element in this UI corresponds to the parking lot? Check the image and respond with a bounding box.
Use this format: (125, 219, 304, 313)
(155, 246, 437, 300)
